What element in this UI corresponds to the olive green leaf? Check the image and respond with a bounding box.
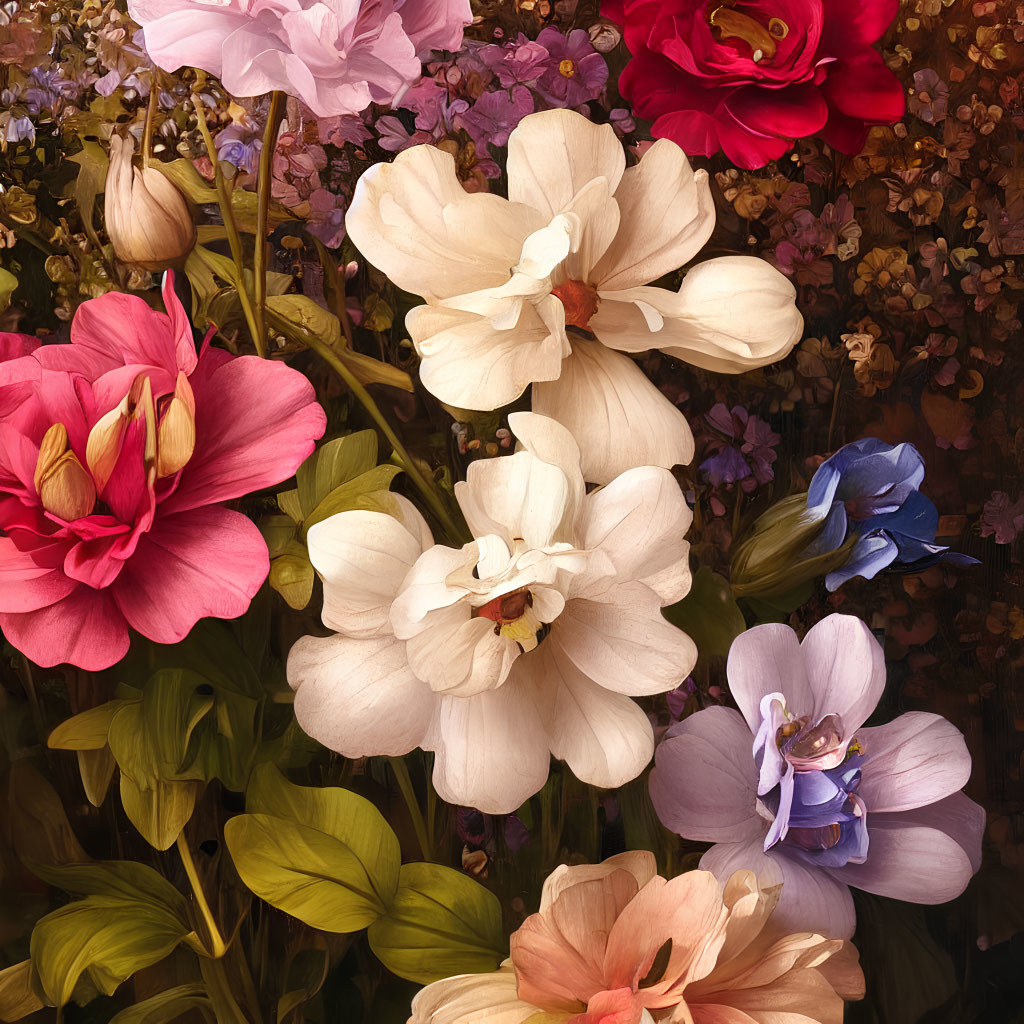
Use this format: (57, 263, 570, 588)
(663, 565, 747, 660)
(0, 960, 43, 1022)
(107, 983, 215, 1024)
(224, 764, 401, 932)
(27, 860, 192, 1008)
(367, 862, 506, 984)
(0, 267, 17, 315)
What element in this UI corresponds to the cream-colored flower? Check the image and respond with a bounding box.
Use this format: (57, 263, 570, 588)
(103, 134, 196, 271)
(346, 108, 803, 484)
(287, 413, 695, 813)
(409, 852, 864, 1024)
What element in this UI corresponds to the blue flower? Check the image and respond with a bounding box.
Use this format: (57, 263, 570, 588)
(805, 437, 976, 591)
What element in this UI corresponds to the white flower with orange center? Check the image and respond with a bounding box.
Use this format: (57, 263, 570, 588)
(286, 413, 696, 812)
(345, 107, 803, 484)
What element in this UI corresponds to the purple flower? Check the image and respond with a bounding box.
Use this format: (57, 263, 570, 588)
(456, 85, 534, 150)
(479, 33, 552, 87)
(534, 27, 608, 107)
(700, 404, 779, 488)
(216, 123, 262, 174)
(650, 615, 985, 939)
(908, 69, 949, 125)
(980, 490, 1024, 544)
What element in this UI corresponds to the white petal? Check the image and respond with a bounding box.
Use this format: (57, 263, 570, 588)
(649, 706, 762, 845)
(405, 608, 522, 696)
(287, 634, 434, 757)
(539, 851, 659, 912)
(560, 175, 621, 282)
(521, 642, 655, 790)
(426, 673, 552, 813)
(592, 140, 716, 291)
(506, 109, 625, 221)
(307, 501, 429, 638)
(409, 968, 537, 1024)
(578, 465, 693, 604)
(700, 839, 857, 940)
(532, 340, 695, 486)
(390, 543, 476, 637)
(857, 713, 973, 813)
(409, 297, 568, 410)
(593, 256, 802, 371)
(553, 582, 696, 696)
(345, 145, 541, 302)
(800, 614, 886, 735)
(456, 448, 573, 551)
(726, 622, 815, 735)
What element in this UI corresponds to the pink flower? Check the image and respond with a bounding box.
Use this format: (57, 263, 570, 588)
(127, 0, 472, 118)
(650, 614, 985, 938)
(410, 852, 864, 1023)
(604, 0, 905, 169)
(980, 490, 1024, 545)
(0, 275, 326, 670)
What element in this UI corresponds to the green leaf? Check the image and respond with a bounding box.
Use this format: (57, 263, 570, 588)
(119, 773, 200, 852)
(303, 471, 402, 532)
(107, 984, 214, 1024)
(0, 960, 43, 1022)
(246, 764, 400, 905)
(267, 294, 342, 347)
(0, 267, 17, 315)
(47, 699, 132, 750)
(367, 863, 506, 984)
(663, 565, 747, 659)
(28, 858, 190, 918)
(30, 897, 190, 1007)
(269, 548, 315, 611)
(223, 814, 387, 932)
(66, 141, 108, 250)
(296, 430, 378, 517)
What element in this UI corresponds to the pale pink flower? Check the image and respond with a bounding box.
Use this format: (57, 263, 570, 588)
(410, 851, 864, 1024)
(345, 108, 803, 485)
(287, 413, 695, 813)
(0, 275, 326, 670)
(127, 0, 472, 117)
(650, 615, 985, 939)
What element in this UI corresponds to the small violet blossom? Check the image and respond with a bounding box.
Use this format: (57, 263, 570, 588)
(804, 437, 976, 591)
(700, 403, 779, 491)
(534, 26, 608, 107)
(650, 614, 985, 939)
(980, 490, 1024, 545)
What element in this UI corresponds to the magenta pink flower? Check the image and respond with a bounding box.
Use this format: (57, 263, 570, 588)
(650, 614, 984, 938)
(603, 0, 905, 168)
(0, 276, 326, 670)
(127, 0, 472, 117)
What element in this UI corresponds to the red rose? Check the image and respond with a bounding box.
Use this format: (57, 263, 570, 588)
(604, 0, 905, 168)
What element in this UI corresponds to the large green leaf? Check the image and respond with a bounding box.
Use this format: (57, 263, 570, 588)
(367, 863, 506, 984)
(118, 773, 200, 852)
(295, 431, 379, 517)
(0, 960, 43, 1022)
(30, 897, 191, 1007)
(663, 565, 747, 660)
(223, 814, 387, 932)
(47, 699, 132, 751)
(107, 984, 214, 1024)
(303, 471, 402, 532)
(246, 764, 400, 906)
(28, 859, 190, 918)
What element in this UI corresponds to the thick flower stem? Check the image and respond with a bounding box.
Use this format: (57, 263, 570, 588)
(388, 756, 435, 862)
(253, 90, 287, 357)
(177, 831, 228, 959)
(142, 82, 158, 171)
(302, 332, 468, 546)
(191, 91, 264, 356)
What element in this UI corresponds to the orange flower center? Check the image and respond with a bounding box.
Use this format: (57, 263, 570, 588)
(552, 279, 600, 330)
(558, 58, 577, 78)
(706, 3, 788, 62)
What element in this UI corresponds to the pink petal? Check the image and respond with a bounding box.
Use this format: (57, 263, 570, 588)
(161, 351, 325, 514)
(650, 706, 762, 845)
(111, 505, 269, 644)
(857, 712, 973, 813)
(726, 623, 813, 734)
(0, 535, 76, 612)
(724, 84, 829, 142)
(0, 333, 40, 361)
(820, 0, 899, 47)
(830, 806, 981, 905)
(700, 840, 857, 940)
(799, 615, 886, 735)
(820, 53, 906, 124)
(0, 587, 129, 670)
(397, 0, 471, 55)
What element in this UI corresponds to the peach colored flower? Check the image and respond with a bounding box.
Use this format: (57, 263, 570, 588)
(409, 852, 864, 1024)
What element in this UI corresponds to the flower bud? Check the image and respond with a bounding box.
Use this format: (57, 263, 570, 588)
(730, 493, 855, 603)
(34, 422, 96, 522)
(104, 134, 196, 271)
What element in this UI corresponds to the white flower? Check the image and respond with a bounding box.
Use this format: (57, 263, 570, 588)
(287, 413, 696, 813)
(345, 108, 803, 484)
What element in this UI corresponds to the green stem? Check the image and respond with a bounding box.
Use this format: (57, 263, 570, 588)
(191, 92, 263, 356)
(177, 832, 228, 959)
(302, 332, 468, 546)
(200, 954, 251, 1024)
(253, 91, 286, 356)
(142, 82, 158, 171)
(388, 756, 434, 862)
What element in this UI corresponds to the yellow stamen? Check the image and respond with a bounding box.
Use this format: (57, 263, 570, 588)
(708, 7, 778, 61)
(558, 58, 577, 78)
